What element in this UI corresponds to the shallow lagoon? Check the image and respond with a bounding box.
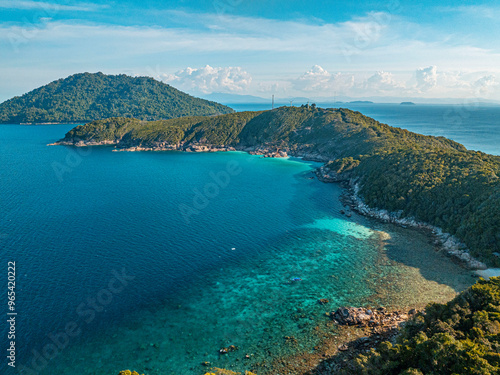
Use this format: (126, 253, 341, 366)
(0, 125, 475, 375)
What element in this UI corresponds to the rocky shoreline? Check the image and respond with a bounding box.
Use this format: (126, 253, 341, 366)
(267, 306, 418, 375)
(327, 306, 416, 370)
(48, 140, 118, 147)
(330, 306, 413, 329)
(48, 139, 332, 161)
(314, 166, 487, 270)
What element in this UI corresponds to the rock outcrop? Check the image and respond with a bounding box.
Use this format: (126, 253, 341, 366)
(331, 306, 410, 328)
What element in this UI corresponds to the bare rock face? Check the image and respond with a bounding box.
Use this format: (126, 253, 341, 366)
(331, 307, 411, 328)
(333, 307, 372, 326)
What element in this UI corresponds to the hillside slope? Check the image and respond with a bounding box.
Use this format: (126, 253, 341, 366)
(344, 277, 500, 375)
(55, 106, 500, 264)
(0, 72, 233, 124)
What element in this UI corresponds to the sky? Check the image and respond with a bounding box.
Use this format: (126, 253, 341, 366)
(1, 0, 500, 102)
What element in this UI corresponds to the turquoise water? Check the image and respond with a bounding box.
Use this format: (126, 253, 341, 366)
(0, 124, 476, 375)
(230, 103, 500, 156)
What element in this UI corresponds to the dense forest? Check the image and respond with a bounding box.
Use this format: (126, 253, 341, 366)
(344, 277, 500, 375)
(56, 105, 500, 265)
(0, 72, 233, 123)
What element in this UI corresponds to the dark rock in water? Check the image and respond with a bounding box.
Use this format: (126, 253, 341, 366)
(219, 345, 239, 354)
(319, 298, 330, 305)
(333, 307, 372, 326)
(332, 306, 408, 328)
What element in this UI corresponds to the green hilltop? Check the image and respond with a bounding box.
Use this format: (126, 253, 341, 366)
(0, 72, 234, 124)
(56, 105, 500, 265)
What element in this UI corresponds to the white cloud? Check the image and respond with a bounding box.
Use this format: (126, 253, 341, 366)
(294, 65, 332, 92)
(294, 65, 354, 94)
(293, 66, 406, 97)
(287, 65, 499, 99)
(1, 13, 499, 71)
(364, 71, 403, 92)
(472, 75, 498, 95)
(403, 68, 498, 98)
(1, 10, 500, 100)
(0, 0, 106, 11)
(443, 5, 500, 19)
(415, 66, 438, 92)
(161, 65, 252, 94)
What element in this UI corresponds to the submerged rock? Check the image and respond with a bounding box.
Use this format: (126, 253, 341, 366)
(219, 345, 239, 354)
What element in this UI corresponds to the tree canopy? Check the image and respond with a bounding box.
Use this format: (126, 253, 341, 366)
(0, 72, 233, 124)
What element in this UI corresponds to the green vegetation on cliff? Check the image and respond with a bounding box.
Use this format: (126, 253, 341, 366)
(57, 105, 500, 264)
(0, 72, 233, 124)
(345, 277, 500, 375)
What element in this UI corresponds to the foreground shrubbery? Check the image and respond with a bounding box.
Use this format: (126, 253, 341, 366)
(344, 277, 500, 375)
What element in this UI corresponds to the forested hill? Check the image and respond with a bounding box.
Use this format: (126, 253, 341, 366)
(56, 106, 500, 265)
(0, 72, 234, 124)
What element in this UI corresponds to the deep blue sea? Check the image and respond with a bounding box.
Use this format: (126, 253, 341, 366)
(1, 103, 497, 375)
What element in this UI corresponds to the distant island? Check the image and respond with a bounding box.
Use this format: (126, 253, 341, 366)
(0, 72, 234, 124)
(53, 106, 500, 267)
(349, 100, 373, 104)
(400, 101, 416, 105)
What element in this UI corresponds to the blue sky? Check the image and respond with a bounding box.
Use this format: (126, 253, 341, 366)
(1, 0, 500, 102)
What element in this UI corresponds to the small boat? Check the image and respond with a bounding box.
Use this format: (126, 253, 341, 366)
(290, 277, 302, 282)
